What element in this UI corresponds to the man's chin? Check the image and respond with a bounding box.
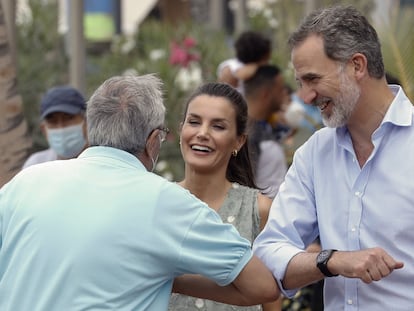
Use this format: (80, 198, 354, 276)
(322, 117, 347, 128)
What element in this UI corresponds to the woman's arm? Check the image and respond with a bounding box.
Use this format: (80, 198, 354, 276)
(262, 299, 283, 311)
(173, 255, 280, 306)
(257, 193, 272, 230)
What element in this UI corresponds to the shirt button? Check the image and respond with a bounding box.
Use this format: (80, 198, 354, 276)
(347, 299, 353, 305)
(351, 227, 356, 232)
(355, 191, 361, 197)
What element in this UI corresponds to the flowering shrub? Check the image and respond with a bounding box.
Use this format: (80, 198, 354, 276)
(169, 36, 200, 67)
(168, 36, 203, 92)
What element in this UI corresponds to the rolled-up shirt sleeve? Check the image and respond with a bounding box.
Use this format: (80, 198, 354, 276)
(253, 141, 319, 298)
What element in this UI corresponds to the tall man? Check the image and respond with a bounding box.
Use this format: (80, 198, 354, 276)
(253, 5, 412, 310)
(0, 74, 279, 310)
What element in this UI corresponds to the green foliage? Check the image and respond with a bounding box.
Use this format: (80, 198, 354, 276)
(378, 3, 414, 101)
(16, 0, 68, 151)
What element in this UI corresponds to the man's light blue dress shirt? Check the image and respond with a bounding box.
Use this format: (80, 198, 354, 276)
(253, 86, 414, 310)
(0, 146, 252, 310)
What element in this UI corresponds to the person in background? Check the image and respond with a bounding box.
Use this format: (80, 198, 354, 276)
(217, 31, 272, 93)
(169, 82, 281, 311)
(244, 65, 288, 199)
(270, 84, 322, 170)
(253, 5, 412, 310)
(22, 86, 88, 169)
(0, 74, 279, 311)
(271, 85, 306, 133)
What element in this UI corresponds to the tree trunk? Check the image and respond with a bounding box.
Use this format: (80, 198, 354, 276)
(158, 0, 191, 24)
(0, 1, 32, 187)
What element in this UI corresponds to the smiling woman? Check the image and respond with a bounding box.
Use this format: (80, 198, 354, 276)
(180, 94, 243, 176)
(168, 82, 282, 311)
(179, 83, 254, 189)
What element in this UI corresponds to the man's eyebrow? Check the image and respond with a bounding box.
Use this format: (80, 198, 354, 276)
(300, 72, 322, 81)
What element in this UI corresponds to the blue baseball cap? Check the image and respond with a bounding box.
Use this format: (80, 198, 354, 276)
(40, 86, 86, 119)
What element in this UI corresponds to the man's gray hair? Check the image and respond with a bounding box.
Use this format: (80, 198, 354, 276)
(87, 74, 165, 154)
(288, 5, 384, 79)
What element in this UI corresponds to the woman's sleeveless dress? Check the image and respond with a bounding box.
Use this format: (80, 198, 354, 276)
(169, 183, 262, 311)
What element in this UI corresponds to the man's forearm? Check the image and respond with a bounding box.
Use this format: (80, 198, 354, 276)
(282, 252, 324, 289)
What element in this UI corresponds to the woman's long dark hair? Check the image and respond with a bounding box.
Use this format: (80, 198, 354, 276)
(182, 82, 257, 188)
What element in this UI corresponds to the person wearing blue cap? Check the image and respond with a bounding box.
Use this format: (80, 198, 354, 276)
(22, 86, 88, 169)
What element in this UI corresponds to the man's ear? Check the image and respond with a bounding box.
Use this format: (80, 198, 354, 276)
(350, 53, 368, 80)
(145, 129, 160, 158)
(138, 129, 160, 171)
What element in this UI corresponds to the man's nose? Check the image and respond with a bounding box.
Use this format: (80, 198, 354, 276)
(298, 85, 317, 105)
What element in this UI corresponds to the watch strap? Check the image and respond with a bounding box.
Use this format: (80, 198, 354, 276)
(317, 249, 338, 277)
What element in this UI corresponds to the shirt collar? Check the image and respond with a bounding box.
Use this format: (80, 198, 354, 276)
(382, 85, 413, 127)
(78, 146, 147, 171)
(336, 85, 413, 139)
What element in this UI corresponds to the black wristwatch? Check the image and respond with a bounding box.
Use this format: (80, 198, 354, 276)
(316, 249, 338, 277)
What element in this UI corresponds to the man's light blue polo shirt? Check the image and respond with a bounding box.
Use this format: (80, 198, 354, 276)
(0, 146, 252, 310)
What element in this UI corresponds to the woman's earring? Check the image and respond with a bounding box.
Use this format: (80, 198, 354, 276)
(232, 149, 238, 157)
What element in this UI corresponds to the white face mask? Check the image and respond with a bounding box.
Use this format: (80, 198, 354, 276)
(46, 123, 86, 159)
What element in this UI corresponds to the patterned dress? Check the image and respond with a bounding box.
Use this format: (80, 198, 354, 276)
(169, 183, 262, 311)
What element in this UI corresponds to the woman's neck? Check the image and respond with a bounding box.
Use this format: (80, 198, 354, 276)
(179, 170, 232, 211)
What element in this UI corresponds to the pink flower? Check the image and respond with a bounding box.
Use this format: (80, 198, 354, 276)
(169, 42, 188, 66)
(169, 39, 200, 67)
(187, 52, 200, 63)
(183, 36, 197, 49)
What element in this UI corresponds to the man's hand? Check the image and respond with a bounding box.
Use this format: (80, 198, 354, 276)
(329, 247, 404, 284)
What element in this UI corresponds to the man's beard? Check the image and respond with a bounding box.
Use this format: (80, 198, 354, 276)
(322, 70, 361, 128)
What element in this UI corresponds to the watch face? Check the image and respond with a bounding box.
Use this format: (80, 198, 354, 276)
(317, 250, 331, 263)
